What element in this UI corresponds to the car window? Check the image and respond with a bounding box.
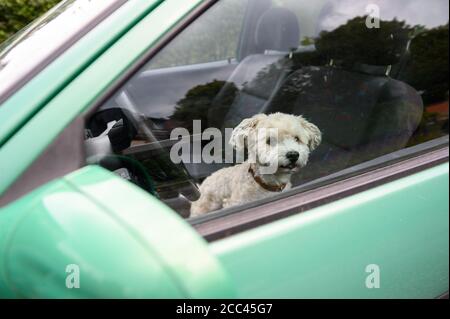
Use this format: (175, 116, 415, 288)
(84, 0, 449, 220)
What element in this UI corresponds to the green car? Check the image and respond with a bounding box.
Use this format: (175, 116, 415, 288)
(0, 0, 448, 299)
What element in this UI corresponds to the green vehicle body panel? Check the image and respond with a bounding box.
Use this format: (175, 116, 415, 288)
(0, 166, 235, 298)
(211, 164, 449, 298)
(0, 0, 448, 298)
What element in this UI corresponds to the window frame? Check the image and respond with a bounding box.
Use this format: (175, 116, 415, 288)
(83, 0, 449, 240)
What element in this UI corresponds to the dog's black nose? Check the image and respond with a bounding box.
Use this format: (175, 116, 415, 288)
(286, 151, 299, 162)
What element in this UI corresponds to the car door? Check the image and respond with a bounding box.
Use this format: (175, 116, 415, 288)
(0, 0, 448, 298)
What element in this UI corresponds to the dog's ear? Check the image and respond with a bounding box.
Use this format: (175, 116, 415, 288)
(229, 114, 267, 151)
(298, 116, 322, 151)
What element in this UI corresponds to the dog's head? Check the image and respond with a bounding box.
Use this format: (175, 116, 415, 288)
(230, 113, 322, 174)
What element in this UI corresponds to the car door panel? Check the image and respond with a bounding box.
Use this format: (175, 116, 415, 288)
(211, 163, 449, 298)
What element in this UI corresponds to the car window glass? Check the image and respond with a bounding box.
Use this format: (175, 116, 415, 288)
(85, 0, 449, 220)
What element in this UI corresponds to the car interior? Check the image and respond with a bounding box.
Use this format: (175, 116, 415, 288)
(83, 0, 448, 218)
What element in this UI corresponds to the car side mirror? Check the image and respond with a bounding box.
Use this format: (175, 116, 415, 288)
(0, 166, 234, 298)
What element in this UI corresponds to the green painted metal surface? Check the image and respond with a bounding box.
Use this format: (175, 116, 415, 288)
(211, 164, 449, 298)
(0, 166, 235, 298)
(0, 0, 203, 197)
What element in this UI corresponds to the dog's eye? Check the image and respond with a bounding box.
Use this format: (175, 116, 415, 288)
(294, 136, 300, 143)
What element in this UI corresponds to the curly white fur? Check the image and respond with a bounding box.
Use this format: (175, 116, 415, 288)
(190, 113, 321, 217)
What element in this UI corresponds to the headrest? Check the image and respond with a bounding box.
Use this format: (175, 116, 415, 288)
(255, 7, 300, 53)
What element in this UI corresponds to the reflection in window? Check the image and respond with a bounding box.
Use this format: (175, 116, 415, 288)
(85, 0, 449, 218)
(147, 0, 249, 69)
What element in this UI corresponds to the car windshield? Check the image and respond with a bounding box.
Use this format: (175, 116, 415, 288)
(0, 0, 121, 104)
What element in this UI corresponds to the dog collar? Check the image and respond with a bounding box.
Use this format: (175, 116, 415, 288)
(248, 167, 287, 193)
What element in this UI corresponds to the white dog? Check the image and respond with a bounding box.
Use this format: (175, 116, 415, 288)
(190, 113, 321, 217)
